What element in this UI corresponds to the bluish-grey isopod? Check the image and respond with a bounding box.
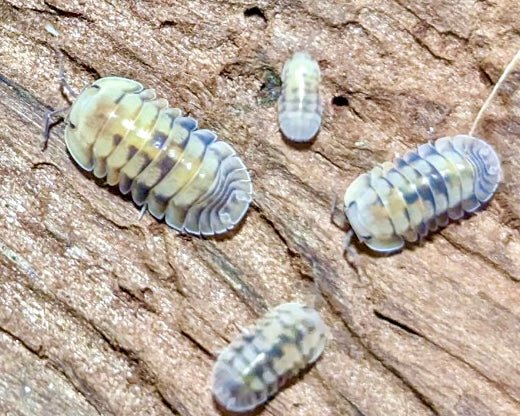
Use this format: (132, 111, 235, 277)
(341, 49, 520, 255)
(278, 52, 322, 142)
(344, 135, 501, 253)
(212, 303, 328, 413)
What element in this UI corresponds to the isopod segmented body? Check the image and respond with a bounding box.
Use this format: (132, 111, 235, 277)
(212, 303, 328, 413)
(278, 52, 322, 142)
(64, 77, 252, 237)
(344, 135, 501, 253)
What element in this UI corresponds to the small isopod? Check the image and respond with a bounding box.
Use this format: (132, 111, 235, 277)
(343, 135, 501, 252)
(278, 52, 322, 142)
(212, 303, 328, 413)
(45, 76, 253, 237)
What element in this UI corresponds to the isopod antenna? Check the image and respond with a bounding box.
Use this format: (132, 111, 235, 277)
(469, 48, 520, 137)
(42, 47, 79, 149)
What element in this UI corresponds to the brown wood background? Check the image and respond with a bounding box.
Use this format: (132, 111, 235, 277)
(0, 1, 519, 415)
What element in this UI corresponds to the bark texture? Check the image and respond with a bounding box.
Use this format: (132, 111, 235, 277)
(0, 1, 519, 415)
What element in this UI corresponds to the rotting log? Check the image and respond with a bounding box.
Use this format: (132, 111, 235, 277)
(0, 1, 519, 415)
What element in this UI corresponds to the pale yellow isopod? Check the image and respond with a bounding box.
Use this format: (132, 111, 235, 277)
(45, 76, 253, 237)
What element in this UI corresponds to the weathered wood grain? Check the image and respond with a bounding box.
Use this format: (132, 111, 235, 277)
(0, 0, 519, 415)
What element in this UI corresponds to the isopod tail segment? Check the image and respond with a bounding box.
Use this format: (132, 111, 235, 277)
(339, 48, 520, 255)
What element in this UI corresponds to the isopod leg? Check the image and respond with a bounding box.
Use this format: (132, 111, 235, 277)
(329, 196, 349, 231)
(58, 50, 78, 99)
(41, 106, 69, 150)
(342, 229, 360, 268)
(138, 204, 147, 221)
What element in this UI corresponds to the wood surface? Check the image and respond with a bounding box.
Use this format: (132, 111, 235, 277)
(0, 1, 519, 415)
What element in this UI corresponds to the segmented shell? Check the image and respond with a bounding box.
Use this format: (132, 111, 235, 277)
(278, 52, 322, 142)
(212, 303, 328, 413)
(65, 77, 252, 237)
(344, 135, 501, 253)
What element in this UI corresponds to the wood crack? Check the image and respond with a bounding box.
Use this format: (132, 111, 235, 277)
(0, 325, 105, 416)
(440, 233, 519, 282)
(373, 309, 424, 338)
(375, 304, 520, 405)
(43, 0, 92, 21)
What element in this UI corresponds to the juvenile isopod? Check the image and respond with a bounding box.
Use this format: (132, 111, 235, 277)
(343, 135, 501, 252)
(278, 52, 322, 142)
(340, 49, 520, 254)
(45, 76, 253, 237)
(212, 303, 328, 413)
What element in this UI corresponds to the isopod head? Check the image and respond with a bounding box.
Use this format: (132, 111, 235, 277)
(65, 77, 143, 171)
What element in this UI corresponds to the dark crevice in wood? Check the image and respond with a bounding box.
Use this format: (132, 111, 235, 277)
(59, 48, 101, 80)
(197, 242, 268, 315)
(158, 20, 179, 28)
(332, 95, 350, 107)
(440, 233, 518, 282)
(408, 317, 520, 405)
(373, 310, 424, 338)
(180, 330, 215, 359)
(312, 149, 344, 171)
(253, 142, 336, 207)
(115, 281, 158, 314)
(374, 296, 520, 405)
(43, 0, 91, 21)
(336, 391, 368, 416)
(318, 293, 441, 415)
(156, 387, 189, 416)
(297, 4, 362, 32)
(329, 298, 437, 408)
(379, 361, 441, 415)
(0, 326, 105, 415)
(251, 203, 296, 258)
(478, 65, 494, 87)
(47, 360, 109, 416)
(402, 27, 454, 64)
(5, 3, 47, 15)
(348, 102, 370, 122)
(244, 6, 267, 23)
(392, 0, 470, 42)
(0, 72, 50, 112)
(1, 257, 174, 408)
(0, 324, 44, 358)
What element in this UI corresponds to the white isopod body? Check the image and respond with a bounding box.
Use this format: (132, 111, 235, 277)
(278, 52, 322, 142)
(212, 303, 328, 412)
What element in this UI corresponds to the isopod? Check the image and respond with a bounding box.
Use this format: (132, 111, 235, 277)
(212, 303, 328, 413)
(340, 48, 520, 254)
(46, 76, 253, 237)
(343, 135, 501, 253)
(278, 52, 322, 142)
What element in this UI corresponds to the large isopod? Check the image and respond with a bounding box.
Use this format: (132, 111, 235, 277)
(212, 303, 328, 413)
(343, 135, 501, 253)
(48, 76, 253, 237)
(278, 52, 322, 142)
